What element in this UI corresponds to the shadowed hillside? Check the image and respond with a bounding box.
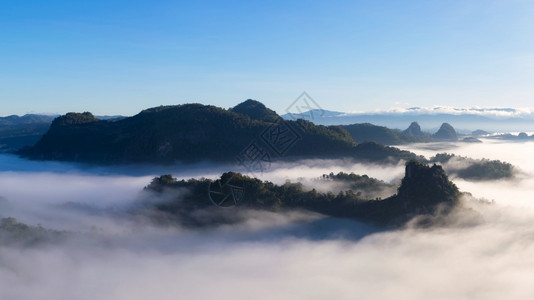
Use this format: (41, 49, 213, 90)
(20, 101, 422, 165)
(143, 160, 461, 227)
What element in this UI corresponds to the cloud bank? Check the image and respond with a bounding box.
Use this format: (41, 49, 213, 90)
(2, 140, 534, 299)
(344, 106, 534, 119)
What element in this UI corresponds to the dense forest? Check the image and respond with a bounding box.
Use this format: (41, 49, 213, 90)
(142, 160, 462, 227)
(20, 100, 422, 165)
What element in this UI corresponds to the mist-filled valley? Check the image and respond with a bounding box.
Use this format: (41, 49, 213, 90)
(0, 139, 533, 299)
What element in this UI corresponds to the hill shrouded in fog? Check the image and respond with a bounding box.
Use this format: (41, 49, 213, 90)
(143, 160, 462, 227)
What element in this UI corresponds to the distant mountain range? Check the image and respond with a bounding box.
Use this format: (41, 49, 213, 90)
(0, 114, 57, 126)
(340, 121, 459, 145)
(282, 107, 534, 132)
(1, 101, 516, 181)
(4, 103, 533, 156)
(0, 114, 57, 152)
(3, 105, 465, 156)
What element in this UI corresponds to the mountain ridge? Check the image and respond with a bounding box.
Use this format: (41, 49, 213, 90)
(21, 101, 422, 165)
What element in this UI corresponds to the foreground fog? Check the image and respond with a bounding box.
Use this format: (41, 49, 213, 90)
(3, 211, 534, 300)
(1, 140, 534, 300)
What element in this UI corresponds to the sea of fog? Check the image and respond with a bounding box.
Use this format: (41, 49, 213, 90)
(1, 140, 534, 299)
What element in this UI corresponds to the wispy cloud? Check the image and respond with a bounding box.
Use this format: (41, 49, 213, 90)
(344, 106, 534, 118)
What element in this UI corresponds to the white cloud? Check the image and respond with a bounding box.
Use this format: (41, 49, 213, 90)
(343, 106, 534, 119)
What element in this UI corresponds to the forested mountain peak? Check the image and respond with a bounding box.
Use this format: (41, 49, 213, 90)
(51, 112, 99, 127)
(230, 99, 280, 122)
(403, 122, 423, 136)
(433, 123, 458, 140)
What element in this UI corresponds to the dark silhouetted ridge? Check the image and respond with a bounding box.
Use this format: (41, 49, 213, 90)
(230, 99, 279, 122)
(398, 161, 459, 207)
(433, 123, 458, 140)
(23, 102, 391, 164)
(341, 123, 402, 145)
(403, 122, 423, 136)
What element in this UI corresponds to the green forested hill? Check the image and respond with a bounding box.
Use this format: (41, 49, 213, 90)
(22, 100, 421, 164)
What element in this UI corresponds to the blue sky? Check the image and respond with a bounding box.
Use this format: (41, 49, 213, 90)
(1, 0, 533, 116)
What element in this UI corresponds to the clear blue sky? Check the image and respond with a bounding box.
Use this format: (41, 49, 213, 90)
(1, 0, 533, 116)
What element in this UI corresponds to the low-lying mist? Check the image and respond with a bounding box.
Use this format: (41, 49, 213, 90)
(1, 139, 534, 300)
(2, 202, 534, 300)
(400, 139, 534, 208)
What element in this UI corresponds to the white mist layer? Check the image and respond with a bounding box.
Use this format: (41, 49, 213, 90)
(2, 205, 534, 300)
(1, 139, 534, 299)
